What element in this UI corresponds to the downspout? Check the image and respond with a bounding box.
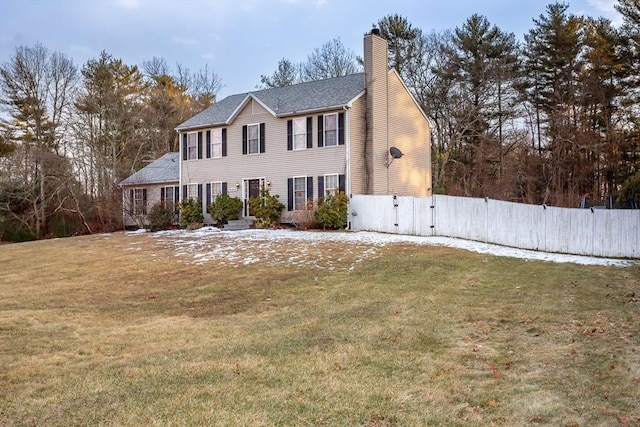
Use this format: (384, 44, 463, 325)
(122, 186, 126, 230)
(345, 105, 351, 196)
(178, 131, 183, 225)
(386, 71, 390, 195)
(344, 105, 351, 230)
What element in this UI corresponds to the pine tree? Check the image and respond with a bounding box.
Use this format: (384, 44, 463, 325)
(442, 14, 519, 196)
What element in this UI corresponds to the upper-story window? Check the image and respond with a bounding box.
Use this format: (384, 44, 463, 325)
(288, 117, 312, 151)
(317, 112, 344, 147)
(248, 124, 259, 154)
(211, 129, 222, 158)
(293, 118, 307, 150)
(324, 113, 338, 147)
(243, 123, 265, 155)
(182, 131, 202, 161)
(187, 132, 198, 160)
(206, 128, 227, 158)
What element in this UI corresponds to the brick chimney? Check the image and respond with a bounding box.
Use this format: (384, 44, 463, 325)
(364, 28, 389, 194)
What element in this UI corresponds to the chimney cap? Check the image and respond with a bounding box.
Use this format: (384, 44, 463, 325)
(371, 28, 380, 36)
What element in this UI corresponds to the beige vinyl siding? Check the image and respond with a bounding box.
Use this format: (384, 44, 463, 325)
(181, 99, 347, 223)
(364, 33, 390, 196)
(122, 182, 177, 227)
(348, 95, 367, 194)
(386, 71, 432, 197)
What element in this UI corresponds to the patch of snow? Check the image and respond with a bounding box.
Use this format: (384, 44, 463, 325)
(140, 228, 637, 267)
(125, 229, 147, 235)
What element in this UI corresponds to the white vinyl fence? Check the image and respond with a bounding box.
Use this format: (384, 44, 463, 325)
(349, 194, 639, 259)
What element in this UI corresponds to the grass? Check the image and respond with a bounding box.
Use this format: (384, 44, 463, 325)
(0, 231, 638, 426)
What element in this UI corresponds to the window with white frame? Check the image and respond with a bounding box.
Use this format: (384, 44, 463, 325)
(187, 132, 198, 160)
(324, 113, 338, 147)
(133, 188, 145, 215)
(293, 176, 307, 210)
(163, 186, 179, 213)
(163, 186, 174, 207)
(247, 124, 260, 154)
(293, 117, 307, 150)
(211, 128, 222, 158)
(210, 181, 223, 204)
(324, 174, 339, 196)
(187, 183, 198, 200)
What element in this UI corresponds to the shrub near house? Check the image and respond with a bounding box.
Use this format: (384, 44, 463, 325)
(208, 194, 243, 227)
(249, 188, 284, 228)
(315, 192, 349, 229)
(179, 198, 204, 229)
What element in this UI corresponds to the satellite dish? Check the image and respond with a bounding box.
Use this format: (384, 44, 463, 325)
(390, 147, 404, 159)
(385, 147, 404, 167)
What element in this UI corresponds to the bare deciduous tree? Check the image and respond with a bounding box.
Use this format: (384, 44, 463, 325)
(300, 38, 361, 82)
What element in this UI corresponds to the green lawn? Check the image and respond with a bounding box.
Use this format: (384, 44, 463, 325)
(0, 231, 638, 426)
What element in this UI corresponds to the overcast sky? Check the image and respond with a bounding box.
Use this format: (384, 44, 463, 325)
(0, 0, 623, 99)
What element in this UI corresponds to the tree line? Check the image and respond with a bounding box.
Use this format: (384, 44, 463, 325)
(0, 49, 222, 240)
(262, 1, 640, 208)
(1, 1, 639, 240)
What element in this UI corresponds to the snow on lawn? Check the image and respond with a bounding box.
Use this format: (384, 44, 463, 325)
(125, 227, 638, 268)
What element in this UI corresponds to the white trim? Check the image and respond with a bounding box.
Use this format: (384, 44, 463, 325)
(292, 117, 307, 151)
(246, 122, 261, 155)
(324, 173, 339, 196)
(210, 128, 223, 159)
(209, 181, 223, 205)
(292, 175, 308, 211)
(186, 183, 198, 199)
(227, 93, 277, 124)
(322, 112, 339, 147)
(241, 177, 267, 217)
(186, 131, 198, 161)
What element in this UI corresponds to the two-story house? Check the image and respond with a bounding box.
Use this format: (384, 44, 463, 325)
(123, 29, 431, 227)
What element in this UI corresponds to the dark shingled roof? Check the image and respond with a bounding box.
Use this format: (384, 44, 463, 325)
(176, 73, 365, 131)
(119, 152, 179, 186)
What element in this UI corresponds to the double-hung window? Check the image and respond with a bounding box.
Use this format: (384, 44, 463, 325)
(324, 174, 339, 196)
(323, 113, 338, 147)
(132, 188, 146, 215)
(187, 132, 198, 160)
(211, 129, 222, 158)
(163, 186, 174, 207)
(293, 176, 307, 210)
(187, 183, 198, 200)
(318, 112, 343, 147)
(293, 118, 307, 150)
(248, 124, 260, 154)
(210, 182, 223, 204)
(162, 185, 179, 213)
(243, 123, 265, 155)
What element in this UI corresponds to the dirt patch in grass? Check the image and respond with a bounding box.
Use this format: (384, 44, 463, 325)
(1, 231, 638, 426)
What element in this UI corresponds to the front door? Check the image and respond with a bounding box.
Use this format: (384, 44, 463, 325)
(245, 179, 261, 216)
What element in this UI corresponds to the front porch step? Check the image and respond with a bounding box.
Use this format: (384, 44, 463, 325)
(223, 218, 254, 231)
